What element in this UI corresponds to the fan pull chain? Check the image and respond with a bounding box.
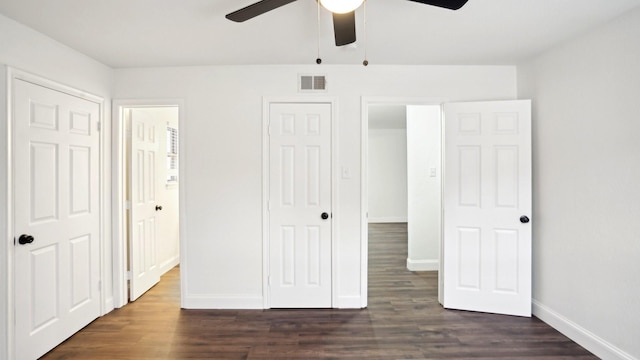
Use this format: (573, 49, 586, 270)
(363, 0, 368, 66)
(316, 0, 322, 64)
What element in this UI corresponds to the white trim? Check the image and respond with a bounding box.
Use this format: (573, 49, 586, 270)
(438, 105, 446, 306)
(406, 259, 439, 272)
(262, 96, 339, 309)
(360, 98, 368, 309)
(111, 99, 185, 309)
(330, 98, 339, 310)
(533, 300, 636, 360)
(261, 98, 270, 309)
(361, 96, 448, 310)
(368, 217, 408, 223)
(11, 70, 104, 104)
(335, 295, 362, 309)
(5, 68, 106, 360)
(182, 295, 263, 309)
(159, 255, 180, 276)
(1, 65, 11, 360)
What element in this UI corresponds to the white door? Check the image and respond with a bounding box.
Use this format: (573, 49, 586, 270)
(14, 79, 101, 359)
(128, 109, 162, 301)
(443, 100, 532, 317)
(268, 103, 332, 308)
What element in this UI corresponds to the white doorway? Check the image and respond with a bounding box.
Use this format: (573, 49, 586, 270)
(112, 101, 181, 307)
(361, 97, 532, 317)
(263, 99, 336, 308)
(365, 102, 442, 271)
(361, 98, 444, 307)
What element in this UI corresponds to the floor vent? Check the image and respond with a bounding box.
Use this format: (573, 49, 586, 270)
(299, 75, 327, 92)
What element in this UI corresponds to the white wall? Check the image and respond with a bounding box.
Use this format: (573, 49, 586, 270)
(406, 105, 441, 271)
(368, 128, 407, 223)
(113, 64, 517, 308)
(0, 13, 114, 359)
(517, 7, 640, 360)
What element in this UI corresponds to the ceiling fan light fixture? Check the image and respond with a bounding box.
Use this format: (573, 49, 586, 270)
(320, 0, 364, 14)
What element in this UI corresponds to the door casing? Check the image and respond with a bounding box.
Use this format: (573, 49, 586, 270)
(262, 97, 338, 309)
(4, 68, 107, 360)
(111, 99, 184, 308)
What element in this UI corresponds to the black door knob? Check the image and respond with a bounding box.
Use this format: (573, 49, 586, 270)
(155, 205, 163, 211)
(18, 234, 34, 245)
(520, 215, 530, 224)
(321, 212, 329, 220)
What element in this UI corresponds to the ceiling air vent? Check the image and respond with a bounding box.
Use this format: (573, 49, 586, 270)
(299, 75, 327, 92)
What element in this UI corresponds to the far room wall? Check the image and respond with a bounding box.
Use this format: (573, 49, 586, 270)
(368, 105, 407, 223)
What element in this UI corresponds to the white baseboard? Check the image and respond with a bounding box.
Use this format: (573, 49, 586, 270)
(407, 258, 439, 271)
(335, 295, 363, 309)
(182, 294, 263, 309)
(159, 255, 180, 276)
(102, 296, 114, 316)
(368, 217, 407, 223)
(533, 300, 636, 360)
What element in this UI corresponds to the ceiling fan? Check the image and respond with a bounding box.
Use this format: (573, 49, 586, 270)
(226, 0, 469, 46)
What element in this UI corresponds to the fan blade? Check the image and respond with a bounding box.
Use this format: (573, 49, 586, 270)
(333, 11, 356, 46)
(226, 0, 298, 22)
(407, 0, 469, 10)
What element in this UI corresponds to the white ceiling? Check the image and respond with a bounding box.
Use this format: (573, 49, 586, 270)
(0, 0, 639, 68)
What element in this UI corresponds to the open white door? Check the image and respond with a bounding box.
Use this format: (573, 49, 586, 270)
(268, 103, 332, 308)
(443, 100, 532, 317)
(13, 79, 101, 359)
(128, 109, 162, 301)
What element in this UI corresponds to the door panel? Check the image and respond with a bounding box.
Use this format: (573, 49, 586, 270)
(269, 103, 332, 308)
(443, 100, 531, 317)
(129, 109, 162, 301)
(14, 79, 101, 360)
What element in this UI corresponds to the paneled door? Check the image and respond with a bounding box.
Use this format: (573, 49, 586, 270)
(13, 79, 101, 359)
(128, 109, 162, 301)
(443, 100, 532, 317)
(268, 103, 332, 308)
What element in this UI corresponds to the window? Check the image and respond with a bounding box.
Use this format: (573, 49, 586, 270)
(166, 126, 178, 184)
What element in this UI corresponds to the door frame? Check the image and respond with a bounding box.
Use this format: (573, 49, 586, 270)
(111, 99, 184, 308)
(3, 68, 107, 360)
(262, 97, 338, 309)
(360, 96, 448, 308)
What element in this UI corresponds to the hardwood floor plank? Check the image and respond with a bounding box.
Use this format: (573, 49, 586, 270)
(41, 223, 597, 359)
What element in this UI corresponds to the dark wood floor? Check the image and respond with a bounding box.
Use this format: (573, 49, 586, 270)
(42, 223, 597, 359)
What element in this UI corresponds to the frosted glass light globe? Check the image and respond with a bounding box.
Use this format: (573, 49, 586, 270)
(320, 0, 365, 14)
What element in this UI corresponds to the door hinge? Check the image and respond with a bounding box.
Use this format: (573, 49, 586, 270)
(268, 276, 271, 287)
(267, 201, 271, 211)
(125, 200, 131, 210)
(126, 271, 131, 280)
(98, 280, 102, 290)
(97, 121, 101, 131)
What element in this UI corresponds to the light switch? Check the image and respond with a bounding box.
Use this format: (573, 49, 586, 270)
(430, 168, 437, 177)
